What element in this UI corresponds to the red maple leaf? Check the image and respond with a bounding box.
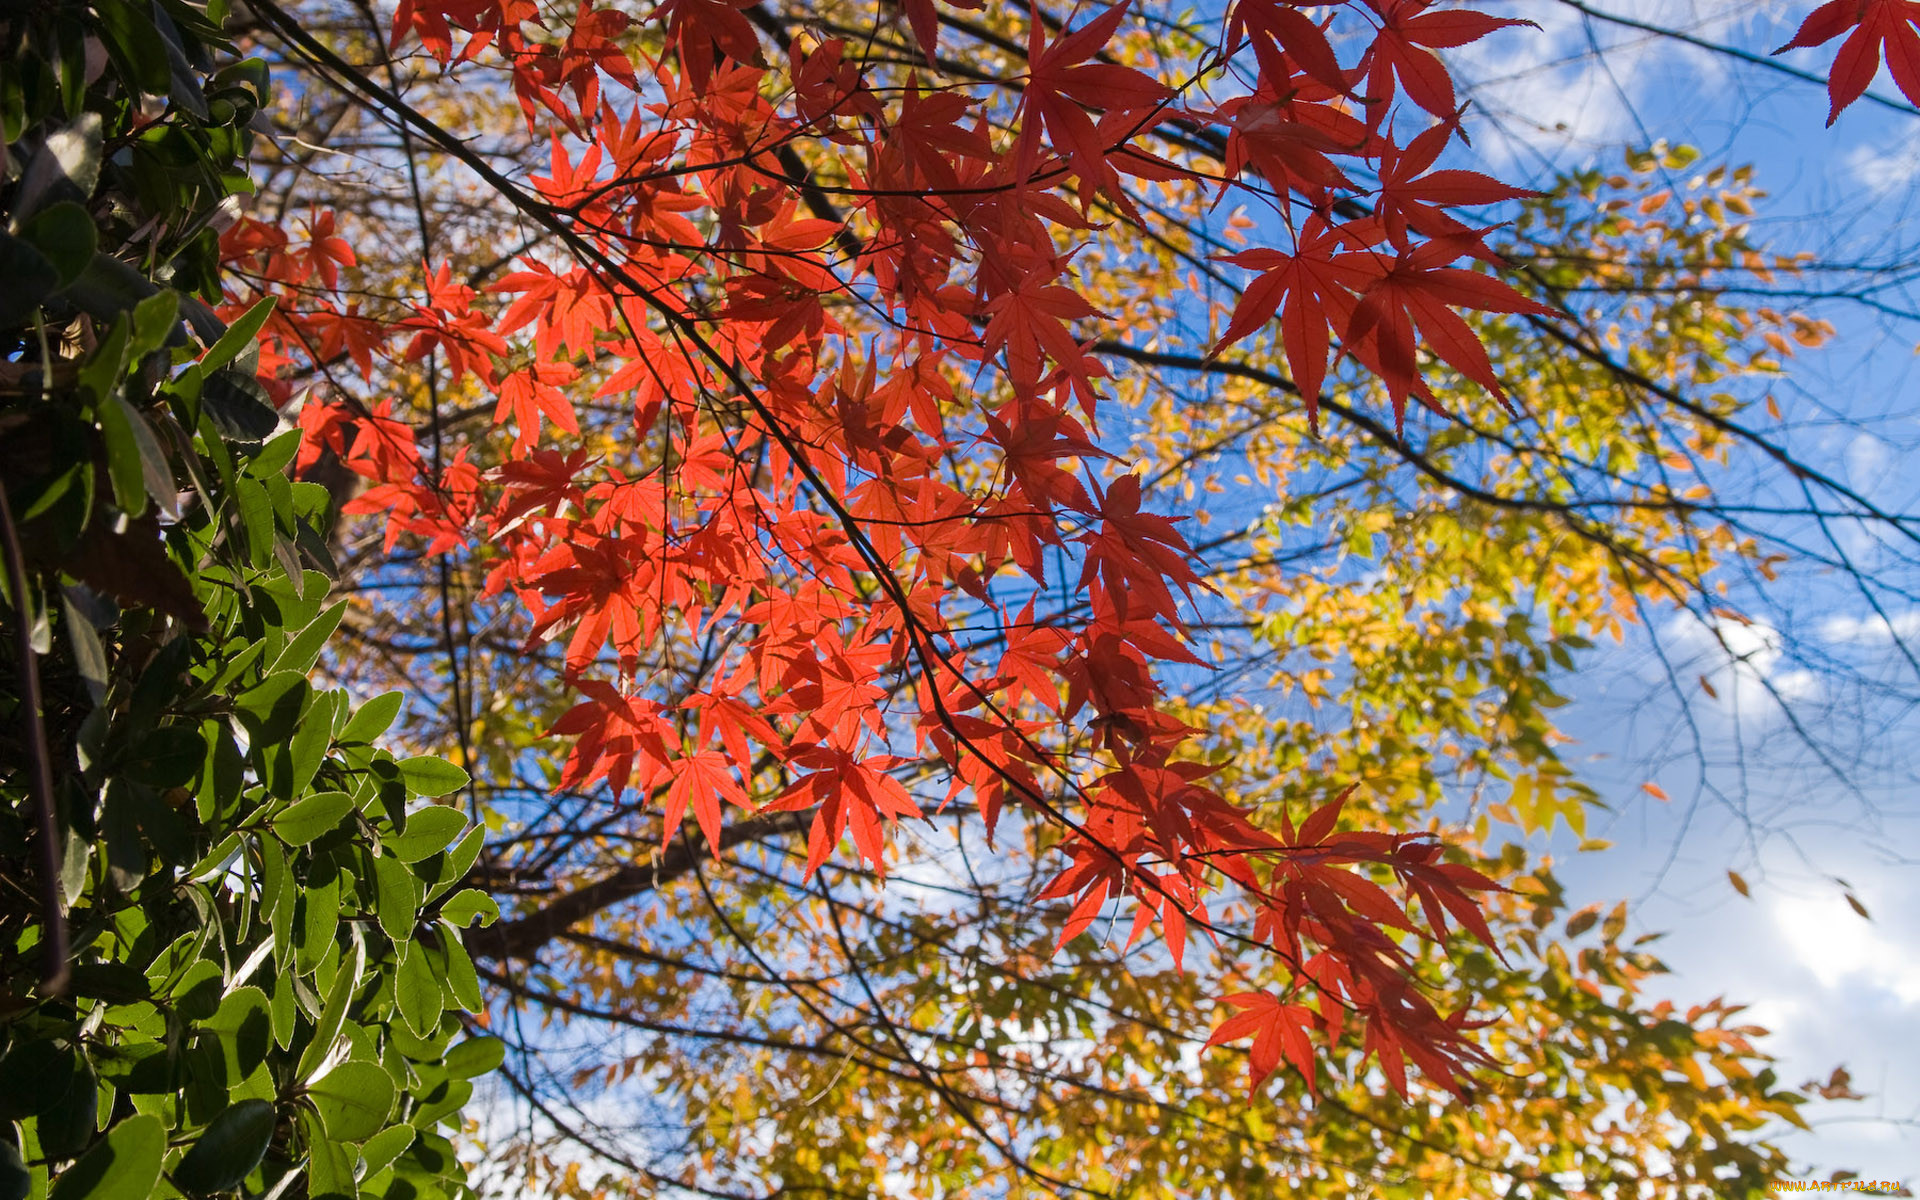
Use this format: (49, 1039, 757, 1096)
(495, 362, 582, 456)
(1017, 1, 1173, 194)
(663, 751, 752, 851)
(1342, 236, 1557, 429)
(1775, 0, 1920, 122)
(1212, 216, 1371, 429)
(1206, 992, 1321, 1095)
(1359, 0, 1532, 119)
(549, 681, 675, 799)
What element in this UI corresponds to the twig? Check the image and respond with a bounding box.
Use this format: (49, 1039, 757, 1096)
(0, 485, 69, 996)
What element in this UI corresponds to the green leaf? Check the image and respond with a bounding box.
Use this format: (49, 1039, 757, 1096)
(296, 939, 363, 1084)
(171, 959, 225, 1021)
(123, 724, 206, 787)
(423, 826, 487, 906)
(308, 1060, 396, 1141)
(272, 600, 347, 677)
(200, 369, 279, 442)
(37, 1058, 98, 1160)
(171, 1099, 276, 1195)
(201, 296, 275, 372)
(13, 113, 102, 218)
(56, 252, 161, 324)
(129, 291, 181, 359)
(235, 671, 310, 745)
(299, 1111, 357, 1200)
(0, 231, 61, 328)
(410, 1078, 472, 1131)
(435, 889, 499, 929)
(272, 791, 355, 845)
(372, 855, 419, 941)
(185, 832, 241, 883)
(248, 429, 303, 479)
(387, 806, 468, 864)
(60, 592, 110, 706)
(269, 972, 297, 1050)
(202, 986, 273, 1081)
(116, 395, 178, 518)
(93, 1, 170, 93)
(435, 923, 482, 1014)
(296, 868, 340, 976)
(443, 1035, 505, 1080)
(46, 1113, 163, 1200)
(398, 756, 469, 799)
(19, 201, 97, 287)
(234, 474, 273, 566)
(393, 943, 443, 1039)
(357, 1125, 414, 1181)
(95, 383, 148, 518)
(66, 962, 151, 1004)
(339, 691, 403, 746)
(284, 706, 332, 800)
(0, 1140, 30, 1200)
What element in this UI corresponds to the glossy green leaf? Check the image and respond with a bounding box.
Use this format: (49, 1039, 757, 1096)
(443, 1036, 505, 1080)
(296, 939, 363, 1084)
(46, 1113, 163, 1200)
(393, 943, 443, 1039)
(273, 600, 347, 677)
(272, 791, 355, 845)
(172, 1099, 277, 1195)
(372, 854, 419, 941)
(435, 889, 499, 928)
(309, 1060, 396, 1141)
(357, 1125, 415, 1181)
(397, 756, 469, 799)
(339, 691, 404, 746)
(386, 806, 468, 864)
(300, 1111, 357, 1200)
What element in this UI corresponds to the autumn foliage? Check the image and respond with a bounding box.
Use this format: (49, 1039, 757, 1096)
(213, 0, 1887, 1107)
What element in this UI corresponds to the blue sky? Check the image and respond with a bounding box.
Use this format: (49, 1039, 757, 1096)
(1444, 0, 1920, 1181)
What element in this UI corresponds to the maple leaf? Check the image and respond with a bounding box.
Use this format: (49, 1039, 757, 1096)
(653, 0, 763, 87)
(549, 681, 675, 798)
(487, 448, 593, 538)
(891, 0, 984, 58)
(766, 746, 923, 877)
(556, 2, 637, 114)
(663, 751, 752, 851)
(1226, 0, 1347, 93)
(1212, 216, 1371, 429)
(1078, 473, 1208, 626)
(1360, 0, 1533, 119)
(1774, 0, 1920, 122)
(1372, 121, 1540, 248)
(979, 259, 1107, 391)
(305, 304, 389, 380)
(1342, 236, 1557, 430)
(1206, 992, 1320, 1095)
(300, 210, 357, 290)
(1017, 1, 1174, 196)
(495, 362, 582, 456)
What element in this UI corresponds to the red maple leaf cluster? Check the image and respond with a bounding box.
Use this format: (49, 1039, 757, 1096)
(228, 0, 1595, 1100)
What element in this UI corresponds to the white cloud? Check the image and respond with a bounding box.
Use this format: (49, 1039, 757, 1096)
(1661, 613, 1822, 716)
(1772, 891, 1920, 1007)
(1818, 610, 1920, 645)
(1845, 142, 1920, 194)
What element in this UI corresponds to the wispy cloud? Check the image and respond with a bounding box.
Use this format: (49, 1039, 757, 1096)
(1661, 613, 1821, 716)
(1818, 610, 1920, 645)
